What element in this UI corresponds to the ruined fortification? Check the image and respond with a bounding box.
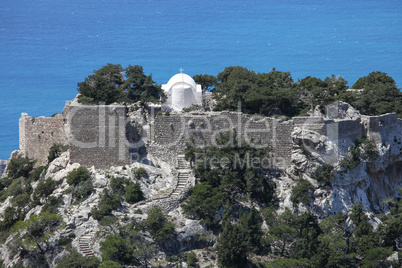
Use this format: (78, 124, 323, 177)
(19, 113, 67, 165)
(17, 99, 402, 170)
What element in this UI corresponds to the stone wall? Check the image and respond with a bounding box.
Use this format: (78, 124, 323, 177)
(17, 101, 401, 171)
(19, 113, 67, 166)
(65, 104, 131, 169)
(153, 112, 293, 169)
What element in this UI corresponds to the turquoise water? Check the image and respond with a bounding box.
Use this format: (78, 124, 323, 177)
(0, 0, 401, 159)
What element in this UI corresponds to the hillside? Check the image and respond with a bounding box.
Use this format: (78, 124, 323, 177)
(0, 100, 401, 267)
(0, 65, 402, 267)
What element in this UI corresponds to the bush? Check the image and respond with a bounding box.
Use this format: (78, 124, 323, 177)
(92, 189, 122, 221)
(187, 251, 198, 267)
(124, 182, 144, 204)
(48, 143, 69, 163)
(99, 260, 123, 268)
(100, 234, 135, 265)
(71, 180, 94, 202)
(42, 196, 64, 214)
(56, 250, 101, 268)
(181, 183, 222, 229)
(291, 179, 314, 206)
(144, 206, 175, 241)
(311, 163, 334, 186)
(362, 139, 379, 159)
(133, 167, 147, 180)
(31, 166, 47, 181)
(67, 167, 90, 185)
(7, 157, 35, 179)
(33, 178, 58, 204)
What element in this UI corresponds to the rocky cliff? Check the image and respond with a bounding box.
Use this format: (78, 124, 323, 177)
(0, 102, 401, 267)
(0, 160, 6, 177)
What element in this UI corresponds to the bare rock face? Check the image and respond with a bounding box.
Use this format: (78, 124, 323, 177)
(325, 101, 361, 120)
(285, 111, 402, 218)
(0, 160, 7, 177)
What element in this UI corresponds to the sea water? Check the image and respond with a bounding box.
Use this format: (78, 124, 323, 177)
(0, 0, 401, 159)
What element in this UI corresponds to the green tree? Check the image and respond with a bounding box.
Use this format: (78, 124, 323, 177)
(77, 63, 124, 104)
(311, 163, 334, 186)
(238, 207, 263, 253)
(144, 206, 175, 241)
(66, 166, 90, 185)
(14, 212, 63, 257)
(352, 71, 402, 117)
(181, 182, 222, 229)
(245, 69, 296, 116)
(100, 234, 135, 264)
(124, 182, 144, 204)
(213, 66, 257, 112)
(290, 179, 314, 206)
(7, 157, 35, 179)
(193, 74, 217, 92)
(92, 189, 122, 221)
(123, 65, 166, 104)
(56, 250, 101, 268)
(266, 210, 298, 256)
(99, 260, 122, 268)
(217, 218, 248, 267)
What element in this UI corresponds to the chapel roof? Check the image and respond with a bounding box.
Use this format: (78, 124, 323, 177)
(165, 72, 197, 90)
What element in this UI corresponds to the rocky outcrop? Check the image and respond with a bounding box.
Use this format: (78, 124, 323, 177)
(0, 160, 7, 177)
(287, 110, 402, 217)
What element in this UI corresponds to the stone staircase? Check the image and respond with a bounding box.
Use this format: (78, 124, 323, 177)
(78, 232, 95, 257)
(171, 155, 189, 197)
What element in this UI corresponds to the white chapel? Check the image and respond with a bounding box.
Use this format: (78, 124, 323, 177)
(161, 70, 202, 111)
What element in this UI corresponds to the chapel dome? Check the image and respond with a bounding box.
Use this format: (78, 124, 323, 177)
(166, 73, 197, 90)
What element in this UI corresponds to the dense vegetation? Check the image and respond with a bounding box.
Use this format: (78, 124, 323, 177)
(211, 67, 402, 118)
(77, 64, 166, 105)
(77, 64, 402, 118)
(181, 132, 402, 267)
(1, 66, 401, 267)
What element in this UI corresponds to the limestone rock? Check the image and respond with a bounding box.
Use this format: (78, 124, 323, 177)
(0, 159, 7, 177)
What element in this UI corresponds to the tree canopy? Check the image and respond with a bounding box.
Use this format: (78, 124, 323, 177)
(77, 64, 166, 105)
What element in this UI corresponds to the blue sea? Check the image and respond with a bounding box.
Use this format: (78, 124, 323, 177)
(0, 0, 401, 159)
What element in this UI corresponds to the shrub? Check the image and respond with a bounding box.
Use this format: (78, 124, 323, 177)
(67, 167, 90, 185)
(124, 182, 144, 204)
(33, 178, 58, 204)
(181, 183, 222, 229)
(311, 163, 334, 186)
(71, 180, 94, 202)
(99, 260, 123, 268)
(291, 178, 314, 206)
(100, 234, 135, 264)
(182, 104, 202, 113)
(31, 166, 47, 181)
(56, 250, 101, 268)
(187, 251, 198, 267)
(133, 167, 147, 180)
(144, 206, 175, 241)
(362, 139, 379, 159)
(7, 157, 35, 179)
(48, 143, 69, 163)
(11, 193, 30, 208)
(92, 189, 122, 221)
(42, 196, 64, 214)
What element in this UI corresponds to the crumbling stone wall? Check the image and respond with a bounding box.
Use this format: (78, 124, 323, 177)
(18, 101, 401, 171)
(19, 113, 67, 166)
(153, 112, 293, 169)
(65, 104, 131, 169)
